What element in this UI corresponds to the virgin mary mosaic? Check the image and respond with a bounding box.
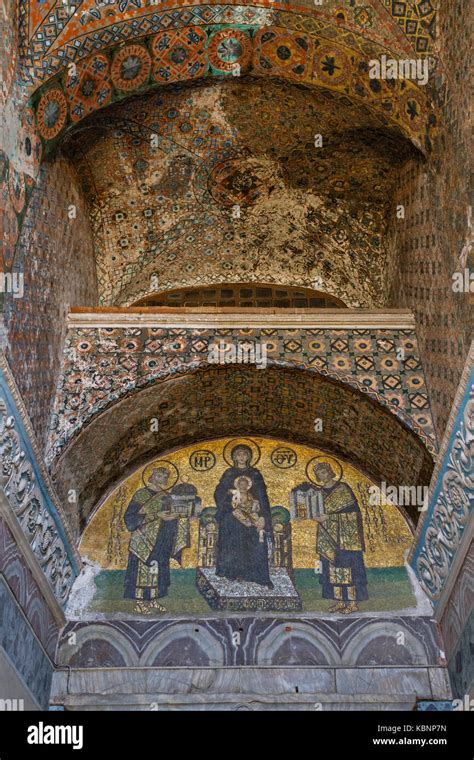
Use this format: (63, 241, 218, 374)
(80, 437, 418, 616)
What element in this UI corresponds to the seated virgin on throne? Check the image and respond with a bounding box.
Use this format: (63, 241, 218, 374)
(213, 444, 274, 588)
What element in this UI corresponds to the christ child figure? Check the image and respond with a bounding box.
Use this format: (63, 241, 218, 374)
(230, 475, 266, 542)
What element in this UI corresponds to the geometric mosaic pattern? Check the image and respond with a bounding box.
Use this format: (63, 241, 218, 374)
(380, 0, 436, 54)
(18, 1, 437, 90)
(63, 79, 417, 308)
(46, 326, 437, 465)
(23, 8, 437, 155)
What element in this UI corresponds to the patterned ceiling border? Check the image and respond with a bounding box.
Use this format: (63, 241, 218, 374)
(22, 10, 438, 158)
(57, 616, 445, 668)
(18, 0, 437, 87)
(410, 342, 474, 606)
(0, 352, 80, 606)
(45, 324, 437, 467)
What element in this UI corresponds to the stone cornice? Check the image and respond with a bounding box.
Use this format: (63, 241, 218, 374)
(68, 308, 416, 330)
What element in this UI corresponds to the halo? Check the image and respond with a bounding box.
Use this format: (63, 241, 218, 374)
(306, 455, 343, 487)
(142, 460, 179, 490)
(223, 438, 261, 467)
(233, 474, 253, 488)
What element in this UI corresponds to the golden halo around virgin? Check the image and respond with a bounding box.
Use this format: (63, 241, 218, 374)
(142, 460, 179, 489)
(223, 438, 261, 467)
(306, 455, 343, 486)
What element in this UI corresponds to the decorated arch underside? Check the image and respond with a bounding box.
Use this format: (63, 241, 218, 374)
(50, 363, 434, 540)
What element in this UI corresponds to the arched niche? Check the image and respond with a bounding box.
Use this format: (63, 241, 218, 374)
(75, 435, 423, 618)
(50, 364, 434, 540)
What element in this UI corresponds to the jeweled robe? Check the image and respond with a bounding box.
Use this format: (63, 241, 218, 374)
(316, 481, 368, 602)
(123, 487, 189, 601)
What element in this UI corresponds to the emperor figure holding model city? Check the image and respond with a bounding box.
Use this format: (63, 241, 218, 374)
(123, 466, 190, 614)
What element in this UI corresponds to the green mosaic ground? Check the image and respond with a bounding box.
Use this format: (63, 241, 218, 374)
(89, 567, 416, 615)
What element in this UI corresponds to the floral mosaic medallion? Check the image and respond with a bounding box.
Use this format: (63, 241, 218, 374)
(36, 87, 68, 140)
(111, 45, 152, 92)
(208, 157, 276, 207)
(207, 28, 252, 74)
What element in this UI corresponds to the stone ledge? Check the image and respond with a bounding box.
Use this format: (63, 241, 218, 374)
(67, 308, 416, 330)
(51, 665, 451, 709)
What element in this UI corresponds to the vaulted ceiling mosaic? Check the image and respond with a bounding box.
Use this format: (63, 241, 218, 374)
(21, 3, 438, 159)
(63, 77, 420, 307)
(19, 0, 438, 90)
(7, 1, 439, 294)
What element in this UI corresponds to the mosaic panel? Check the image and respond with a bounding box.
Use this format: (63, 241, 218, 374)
(4, 155, 98, 449)
(50, 363, 434, 542)
(25, 14, 436, 155)
(78, 437, 417, 616)
(387, 0, 473, 438)
(18, 0, 437, 91)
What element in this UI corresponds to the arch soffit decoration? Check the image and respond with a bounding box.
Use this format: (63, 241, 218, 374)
(19, 2, 439, 161)
(49, 364, 434, 540)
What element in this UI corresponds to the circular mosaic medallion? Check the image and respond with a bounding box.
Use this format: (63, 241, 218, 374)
(8, 167, 26, 213)
(111, 45, 152, 92)
(189, 449, 217, 472)
(207, 29, 252, 73)
(209, 157, 274, 207)
(270, 446, 298, 469)
(36, 87, 68, 140)
(313, 45, 350, 86)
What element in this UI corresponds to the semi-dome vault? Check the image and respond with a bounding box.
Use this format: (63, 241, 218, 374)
(62, 78, 420, 307)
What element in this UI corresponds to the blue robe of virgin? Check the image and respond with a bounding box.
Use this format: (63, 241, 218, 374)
(214, 466, 273, 585)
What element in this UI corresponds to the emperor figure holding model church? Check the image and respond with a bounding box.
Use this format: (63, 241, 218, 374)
(310, 457, 368, 614)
